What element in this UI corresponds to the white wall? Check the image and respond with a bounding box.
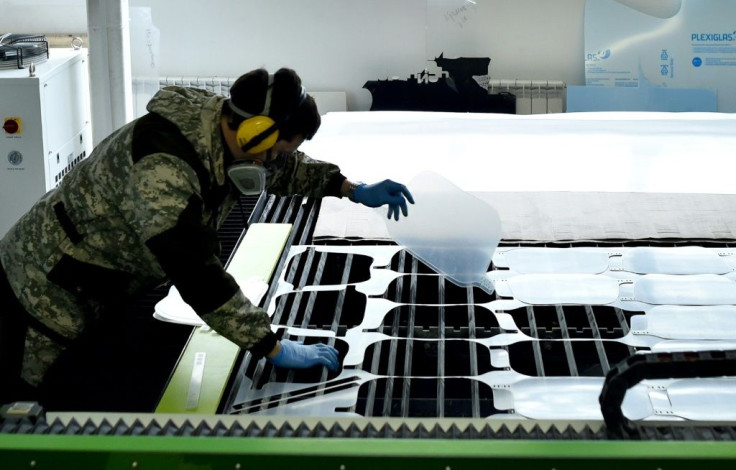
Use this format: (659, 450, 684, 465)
(0, 0, 88, 33)
(0, 0, 587, 110)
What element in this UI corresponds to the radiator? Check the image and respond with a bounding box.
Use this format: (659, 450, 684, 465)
(154, 76, 237, 95)
(487, 79, 566, 114)
(132, 76, 347, 117)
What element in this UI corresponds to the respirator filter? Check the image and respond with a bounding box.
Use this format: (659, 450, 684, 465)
(227, 163, 266, 196)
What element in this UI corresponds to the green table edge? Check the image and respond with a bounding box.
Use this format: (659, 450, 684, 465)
(1, 435, 736, 469)
(154, 223, 293, 414)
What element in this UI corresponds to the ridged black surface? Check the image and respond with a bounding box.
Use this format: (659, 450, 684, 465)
(2, 415, 735, 440)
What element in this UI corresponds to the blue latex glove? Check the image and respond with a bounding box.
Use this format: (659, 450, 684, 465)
(268, 339, 340, 371)
(353, 179, 415, 220)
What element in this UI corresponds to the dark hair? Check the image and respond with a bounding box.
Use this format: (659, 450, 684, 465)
(280, 94, 320, 141)
(224, 67, 320, 141)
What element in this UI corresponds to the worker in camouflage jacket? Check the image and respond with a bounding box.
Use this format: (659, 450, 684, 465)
(0, 67, 414, 408)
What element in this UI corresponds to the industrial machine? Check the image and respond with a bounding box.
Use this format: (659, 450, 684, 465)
(2, 110, 736, 468)
(0, 38, 92, 237)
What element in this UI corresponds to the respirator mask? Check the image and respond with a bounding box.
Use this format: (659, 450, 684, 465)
(227, 163, 266, 196)
(227, 152, 288, 196)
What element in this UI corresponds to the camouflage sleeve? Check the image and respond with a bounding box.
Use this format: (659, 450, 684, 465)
(199, 293, 276, 354)
(126, 154, 277, 356)
(265, 150, 345, 197)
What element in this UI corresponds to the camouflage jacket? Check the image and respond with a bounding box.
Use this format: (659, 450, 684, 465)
(0, 86, 345, 386)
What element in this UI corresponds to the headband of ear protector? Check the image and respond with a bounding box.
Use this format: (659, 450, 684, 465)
(229, 74, 307, 154)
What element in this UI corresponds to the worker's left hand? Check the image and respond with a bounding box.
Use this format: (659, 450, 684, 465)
(268, 339, 340, 371)
(353, 179, 415, 220)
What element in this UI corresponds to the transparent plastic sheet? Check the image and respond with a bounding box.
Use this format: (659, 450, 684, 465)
(227, 243, 736, 422)
(623, 246, 732, 275)
(382, 171, 501, 294)
(496, 247, 610, 273)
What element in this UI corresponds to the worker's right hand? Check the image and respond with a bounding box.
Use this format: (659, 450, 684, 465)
(268, 339, 339, 371)
(353, 179, 415, 220)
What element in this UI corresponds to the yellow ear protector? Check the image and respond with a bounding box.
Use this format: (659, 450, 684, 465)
(231, 75, 307, 154)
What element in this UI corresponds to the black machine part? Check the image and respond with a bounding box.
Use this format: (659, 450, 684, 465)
(600, 349, 736, 439)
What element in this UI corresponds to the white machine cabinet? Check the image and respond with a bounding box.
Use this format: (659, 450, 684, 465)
(0, 48, 93, 237)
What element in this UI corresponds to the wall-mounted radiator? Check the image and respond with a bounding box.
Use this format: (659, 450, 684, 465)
(132, 77, 347, 118)
(487, 79, 566, 114)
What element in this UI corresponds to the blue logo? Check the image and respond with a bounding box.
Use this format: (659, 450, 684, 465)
(586, 49, 611, 62)
(692, 57, 703, 67)
(691, 32, 736, 42)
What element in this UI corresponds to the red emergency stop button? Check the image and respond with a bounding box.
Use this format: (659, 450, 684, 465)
(3, 118, 21, 134)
